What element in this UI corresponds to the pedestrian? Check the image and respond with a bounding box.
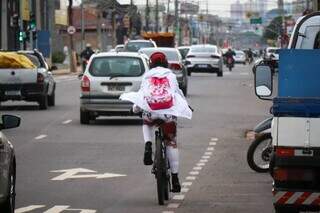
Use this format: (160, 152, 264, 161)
(80, 43, 94, 72)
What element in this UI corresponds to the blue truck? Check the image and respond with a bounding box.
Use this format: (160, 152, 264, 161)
(254, 12, 320, 213)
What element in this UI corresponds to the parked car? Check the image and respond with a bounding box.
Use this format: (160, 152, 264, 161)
(0, 50, 56, 109)
(124, 39, 157, 52)
(139, 47, 188, 95)
(79, 52, 149, 124)
(177, 46, 190, 60)
(115, 44, 124, 52)
(234, 50, 246, 64)
(0, 114, 21, 213)
(185, 44, 223, 77)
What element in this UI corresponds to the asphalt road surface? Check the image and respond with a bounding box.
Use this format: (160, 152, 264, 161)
(1, 64, 274, 213)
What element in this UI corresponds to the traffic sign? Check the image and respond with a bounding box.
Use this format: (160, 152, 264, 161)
(67, 26, 76, 35)
(250, 17, 262, 24)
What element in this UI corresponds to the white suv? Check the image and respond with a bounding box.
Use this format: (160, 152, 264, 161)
(79, 52, 149, 124)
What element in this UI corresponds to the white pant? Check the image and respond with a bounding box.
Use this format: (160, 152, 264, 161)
(142, 113, 179, 174)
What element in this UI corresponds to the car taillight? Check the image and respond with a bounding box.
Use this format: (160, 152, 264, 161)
(273, 168, 314, 182)
(37, 73, 44, 83)
(170, 63, 182, 70)
(276, 147, 295, 157)
(211, 55, 220, 59)
(187, 55, 195, 58)
(81, 75, 90, 92)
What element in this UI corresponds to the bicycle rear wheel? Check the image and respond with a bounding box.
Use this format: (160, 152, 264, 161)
(155, 131, 166, 205)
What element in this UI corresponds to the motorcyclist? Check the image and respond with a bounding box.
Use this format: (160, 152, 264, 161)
(224, 48, 235, 66)
(247, 48, 254, 64)
(80, 43, 94, 71)
(120, 52, 192, 193)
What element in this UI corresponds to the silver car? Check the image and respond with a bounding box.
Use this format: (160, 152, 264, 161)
(185, 44, 223, 77)
(79, 52, 148, 124)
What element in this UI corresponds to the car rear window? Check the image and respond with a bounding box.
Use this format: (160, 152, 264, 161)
(22, 54, 41, 67)
(141, 49, 180, 61)
(89, 56, 145, 77)
(126, 42, 155, 52)
(191, 46, 216, 53)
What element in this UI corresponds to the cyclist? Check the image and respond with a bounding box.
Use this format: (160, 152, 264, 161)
(120, 52, 192, 193)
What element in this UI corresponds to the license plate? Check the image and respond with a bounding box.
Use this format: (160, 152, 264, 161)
(198, 64, 208, 68)
(5, 90, 21, 96)
(108, 85, 125, 91)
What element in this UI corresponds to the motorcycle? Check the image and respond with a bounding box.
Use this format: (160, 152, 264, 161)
(247, 117, 273, 173)
(226, 57, 234, 71)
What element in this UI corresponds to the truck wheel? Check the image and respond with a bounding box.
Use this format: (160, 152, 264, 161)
(39, 95, 48, 110)
(80, 109, 90, 124)
(48, 91, 55, 106)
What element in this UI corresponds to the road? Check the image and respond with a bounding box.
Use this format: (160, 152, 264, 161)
(1, 64, 273, 213)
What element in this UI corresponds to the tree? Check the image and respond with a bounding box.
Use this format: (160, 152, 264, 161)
(263, 16, 283, 41)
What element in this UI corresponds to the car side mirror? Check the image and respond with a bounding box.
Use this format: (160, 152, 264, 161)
(254, 65, 273, 98)
(1, 115, 21, 130)
(78, 73, 84, 79)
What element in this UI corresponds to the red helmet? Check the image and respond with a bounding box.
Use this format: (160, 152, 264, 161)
(149, 52, 168, 68)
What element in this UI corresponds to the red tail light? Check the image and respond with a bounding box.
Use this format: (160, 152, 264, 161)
(81, 75, 90, 92)
(187, 55, 195, 58)
(276, 147, 294, 157)
(170, 63, 182, 70)
(273, 168, 314, 182)
(37, 73, 44, 83)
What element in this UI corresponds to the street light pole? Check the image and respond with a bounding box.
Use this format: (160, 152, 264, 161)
(145, 0, 149, 31)
(155, 0, 159, 32)
(81, 0, 85, 51)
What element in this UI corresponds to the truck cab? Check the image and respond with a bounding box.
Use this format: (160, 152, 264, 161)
(254, 12, 320, 213)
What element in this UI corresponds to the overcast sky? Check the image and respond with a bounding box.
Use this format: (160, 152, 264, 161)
(72, 0, 280, 17)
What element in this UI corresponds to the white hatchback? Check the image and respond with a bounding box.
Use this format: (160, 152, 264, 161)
(79, 52, 148, 124)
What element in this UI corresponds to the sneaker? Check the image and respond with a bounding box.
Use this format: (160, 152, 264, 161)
(143, 141, 153, 165)
(171, 173, 181, 193)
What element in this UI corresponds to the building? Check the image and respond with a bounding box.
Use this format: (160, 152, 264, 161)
(230, 0, 244, 22)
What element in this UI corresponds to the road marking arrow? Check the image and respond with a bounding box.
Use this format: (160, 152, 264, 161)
(16, 205, 46, 213)
(50, 168, 126, 181)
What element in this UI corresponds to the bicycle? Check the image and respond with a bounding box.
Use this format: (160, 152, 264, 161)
(152, 119, 171, 205)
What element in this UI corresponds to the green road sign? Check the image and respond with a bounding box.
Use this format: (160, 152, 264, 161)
(250, 17, 262, 24)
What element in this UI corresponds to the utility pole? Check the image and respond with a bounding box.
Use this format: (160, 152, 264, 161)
(174, 0, 179, 45)
(155, 0, 159, 32)
(19, 0, 24, 50)
(81, 0, 85, 51)
(112, 0, 116, 47)
(68, 0, 77, 73)
(277, 0, 284, 47)
(145, 0, 149, 31)
(166, 0, 170, 32)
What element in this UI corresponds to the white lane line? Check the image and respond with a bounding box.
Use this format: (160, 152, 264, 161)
(193, 166, 202, 171)
(182, 182, 193, 186)
(209, 142, 217, 146)
(211, 138, 219, 142)
(207, 147, 215, 151)
(16, 205, 46, 213)
(172, 195, 185, 201)
(35, 134, 47, 140)
(163, 211, 175, 213)
(202, 155, 211, 159)
(204, 152, 213, 156)
(186, 176, 196, 180)
(240, 72, 249, 75)
(189, 171, 199, 175)
(62, 119, 72, 124)
(200, 159, 208, 163)
(197, 163, 206, 166)
(181, 187, 189, 193)
(168, 203, 180, 208)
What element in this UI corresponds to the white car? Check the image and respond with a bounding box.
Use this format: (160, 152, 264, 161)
(79, 52, 149, 124)
(185, 44, 223, 77)
(234, 50, 246, 64)
(124, 39, 157, 52)
(265, 47, 280, 61)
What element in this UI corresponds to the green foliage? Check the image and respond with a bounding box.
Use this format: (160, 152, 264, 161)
(52, 51, 66, 64)
(263, 16, 283, 41)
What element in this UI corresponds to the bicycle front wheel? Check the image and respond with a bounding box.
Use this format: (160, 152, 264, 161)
(155, 132, 166, 205)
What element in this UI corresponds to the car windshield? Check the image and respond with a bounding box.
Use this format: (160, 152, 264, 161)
(126, 42, 155, 52)
(268, 49, 279, 54)
(191, 46, 216, 53)
(141, 49, 180, 61)
(236, 52, 244, 56)
(89, 57, 145, 77)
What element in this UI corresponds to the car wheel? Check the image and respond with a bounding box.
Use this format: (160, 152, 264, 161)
(0, 158, 16, 213)
(80, 109, 90, 124)
(38, 94, 48, 110)
(187, 69, 191, 76)
(48, 90, 55, 106)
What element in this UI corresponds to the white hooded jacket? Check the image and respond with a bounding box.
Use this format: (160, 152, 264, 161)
(120, 67, 192, 119)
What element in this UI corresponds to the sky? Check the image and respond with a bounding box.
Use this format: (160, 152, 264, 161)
(71, 0, 280, 18)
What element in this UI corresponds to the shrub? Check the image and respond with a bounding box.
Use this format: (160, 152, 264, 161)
(52, 51, 65, 64)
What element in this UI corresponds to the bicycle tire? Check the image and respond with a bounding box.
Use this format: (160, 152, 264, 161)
(155, 131, 165, 205)
(247, 133, 272, 173)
